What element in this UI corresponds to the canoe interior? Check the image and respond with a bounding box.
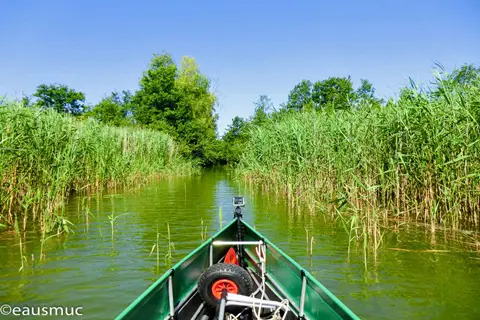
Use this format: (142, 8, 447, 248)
(115, 218, 359, 320)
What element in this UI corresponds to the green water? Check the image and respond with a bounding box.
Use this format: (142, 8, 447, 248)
(1, 170, 479, 319)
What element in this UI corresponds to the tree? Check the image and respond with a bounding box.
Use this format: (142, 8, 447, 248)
(221, 116, 250, 164)
(175, 56, 218, 160)
(286, 80, 313, 111)
(431, 63, 480, 101)
(220, 95, 276, 164)
(132, 53, 219, 165)
(21, 95, 32, 107)
(356, 79, 375, 101)
(223, 116, 249, 142)
(451, 64, 480, 85)
(355, 79, 382, 106)
(250, 95, 273, 126)
(33, 84, 85, 115)
(88, 91, 133, 126)
(312, 77, 355, 110)
(133, 53, 178, 128)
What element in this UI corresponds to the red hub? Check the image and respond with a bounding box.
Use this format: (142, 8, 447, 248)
(211, 279, 239, 299)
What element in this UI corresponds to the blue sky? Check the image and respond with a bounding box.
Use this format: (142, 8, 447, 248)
(1, 0, 479, 135)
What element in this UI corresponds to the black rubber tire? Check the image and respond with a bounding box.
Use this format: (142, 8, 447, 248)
(198, 263, 254, 307)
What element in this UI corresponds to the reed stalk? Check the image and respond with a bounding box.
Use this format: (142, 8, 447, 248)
(218, 206, 223, 229)
(164, 222, 174, 267)
(107, 212, 129, 250)
(149, 224, 161, 273)
(18, 236, 27, 272)
(304, 227, 309, 254)
(200, 218, 208, 242)
(310, 236, 315, 257)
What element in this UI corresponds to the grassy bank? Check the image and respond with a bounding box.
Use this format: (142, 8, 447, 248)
(236, 71, 480, 234)
(0, 102, 198, 233)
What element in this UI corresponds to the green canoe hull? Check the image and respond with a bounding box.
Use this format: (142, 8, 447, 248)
(115, 218, 359, 320)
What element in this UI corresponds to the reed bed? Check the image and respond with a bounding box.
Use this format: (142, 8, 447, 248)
(237, 72, 480, 235)
(0, 102, 198, 233)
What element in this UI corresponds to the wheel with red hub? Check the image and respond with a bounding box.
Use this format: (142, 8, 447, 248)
(197, 263, 253, 308)
(211, 279, 238, 299)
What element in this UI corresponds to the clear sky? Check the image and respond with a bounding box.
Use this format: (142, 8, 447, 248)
(1, 0, 479, 135)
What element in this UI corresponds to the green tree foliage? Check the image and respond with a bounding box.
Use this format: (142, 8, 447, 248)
(251, 95, 273, 126)
(431, 64, 480, 102)
(88, 91, 133, 126)
(356, 79, 374, 100)
(355, 79, 384, 108)
(286, 77, 379, 111)
(133, 53, 218, 165)
(221, 116, 250, 164)
(445, 63, 480, 86)
(33, 84, 86, 115)
(133, 53, 178, 129)
(220, 95, 275, 164)
(175, 57, 218, 162)
(312, 76, 355, 110)
(286, 80, 313, 111)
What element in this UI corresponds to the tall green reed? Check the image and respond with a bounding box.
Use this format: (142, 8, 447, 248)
(237, 68, 480, 244)
(149, 224, 161, 274)
(0, 103, 197, 233)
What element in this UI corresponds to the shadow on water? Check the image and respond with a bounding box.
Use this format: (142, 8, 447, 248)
(0, 169, 479, 319)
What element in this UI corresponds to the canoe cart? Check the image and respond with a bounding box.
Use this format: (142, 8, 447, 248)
(116, 197, 360, 320)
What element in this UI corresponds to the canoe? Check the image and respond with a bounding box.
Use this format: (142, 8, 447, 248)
(115, 197, 360, 320)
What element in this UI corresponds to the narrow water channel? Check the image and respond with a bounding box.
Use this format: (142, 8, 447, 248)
(1, 170, 479, 319)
